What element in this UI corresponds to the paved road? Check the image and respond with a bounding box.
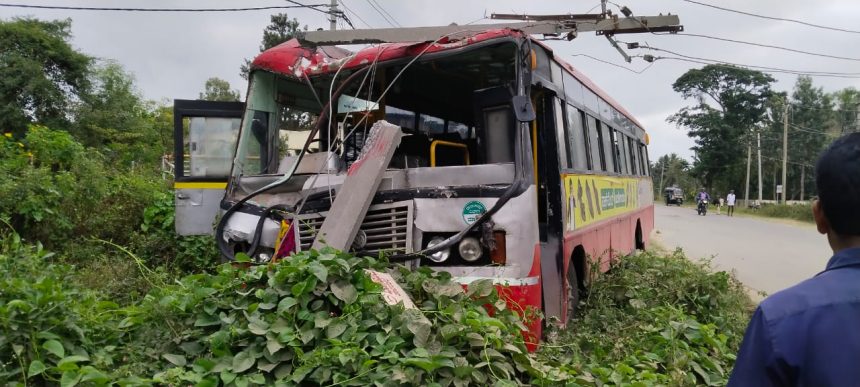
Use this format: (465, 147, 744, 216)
(653, 204, 832, 300)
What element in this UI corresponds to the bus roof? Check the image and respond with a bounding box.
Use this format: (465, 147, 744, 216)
(251, 28, 645, 132)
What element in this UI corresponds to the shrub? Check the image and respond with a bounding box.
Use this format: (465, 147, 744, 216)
(539, 249, 753, 386)
(0, 231, 121, 384)
(134, 191, 220, 271)
(0, 125, 166, 247)
(754, 203, 813, 223)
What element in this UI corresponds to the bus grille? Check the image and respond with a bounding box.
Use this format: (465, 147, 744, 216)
(296, 201, 413, 256)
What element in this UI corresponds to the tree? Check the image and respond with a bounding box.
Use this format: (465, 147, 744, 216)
(652, 153, 695, 196)
(833, 87, 860, 134)
(786, 76, 834, 199)
(0, 18, 91, 136)
(73, 61, 162, 165)
(668, 65, 774, 194)
(199, 77, 240, 102)
(240, 14, 304, 79)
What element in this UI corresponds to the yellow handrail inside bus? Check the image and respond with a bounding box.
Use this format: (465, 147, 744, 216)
(430, 140, 470, 167)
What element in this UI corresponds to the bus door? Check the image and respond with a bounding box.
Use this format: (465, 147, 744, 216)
(173, 99, 244, 236)
(533, 92, 567, 322)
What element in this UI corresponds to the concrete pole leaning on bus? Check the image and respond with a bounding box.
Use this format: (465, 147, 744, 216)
(728, 133, 860, 386)
(726, 190, 736, 217)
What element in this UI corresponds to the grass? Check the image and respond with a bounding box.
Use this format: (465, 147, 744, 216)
(735, 202, 814, 223)
(539, 249, 754, 386)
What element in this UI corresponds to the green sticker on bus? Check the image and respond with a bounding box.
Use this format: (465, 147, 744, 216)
(462, 201, 486, 224)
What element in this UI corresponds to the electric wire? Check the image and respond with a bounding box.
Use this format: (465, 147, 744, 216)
(0, 2, 329, 12)
(681, 0, 860, 35)
(644, 47, 860, 79)
(364, 0, 397, 27)
(571, 53, 653, 74)
(369, 0, 401, 27)
(339, 0, 373, 28)
(283, 0, 332, 14)
(659, 33, 860, 62)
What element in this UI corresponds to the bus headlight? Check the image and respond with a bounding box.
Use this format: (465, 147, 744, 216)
(427, 236, 450, 263)
(458, 237, 483, 262)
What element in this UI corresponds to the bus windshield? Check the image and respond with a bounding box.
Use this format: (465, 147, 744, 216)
(230, 41, 519, 185)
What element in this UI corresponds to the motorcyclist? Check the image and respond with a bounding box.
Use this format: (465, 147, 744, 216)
(696, 188, 711, 205)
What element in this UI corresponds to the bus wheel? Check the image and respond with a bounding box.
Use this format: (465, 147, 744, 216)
(635, 221, 645, 250)
(566, 257, 580, 325)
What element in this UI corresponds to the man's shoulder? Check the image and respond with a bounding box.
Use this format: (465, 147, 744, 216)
(760, 268, 860, 322)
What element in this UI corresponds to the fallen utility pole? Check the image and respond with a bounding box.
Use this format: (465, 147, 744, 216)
(311, 121, 403, 251)
(301, 14, 681, 45)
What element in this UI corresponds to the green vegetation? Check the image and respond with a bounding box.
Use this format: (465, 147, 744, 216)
(1, 227, 752, 386)
(737, 203, 814, 223)
(539, 250, 753, 386)
(0, 233, 559, 385)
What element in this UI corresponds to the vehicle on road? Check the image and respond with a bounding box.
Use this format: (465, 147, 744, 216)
(664, 186, 684, 206)
(171, 26, 656, 347)
(697, 199, 709, 215)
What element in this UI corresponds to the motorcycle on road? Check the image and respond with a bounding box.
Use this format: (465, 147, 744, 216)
(697, 199, 709, 216)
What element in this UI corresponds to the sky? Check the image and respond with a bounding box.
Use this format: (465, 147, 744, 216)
(3, 0, 859, 161)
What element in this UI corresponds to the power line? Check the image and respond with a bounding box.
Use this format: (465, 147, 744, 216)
(369, 0, 401, 27)
(790, 123, 834, 136)
(643, 46, 860, 78)
(0, 2, 329, 12)
(364, 0, 397, 27)
(571, 54, 654, 74)
(663, 32, 860, 62)
(339, 0, 372, 28)
(681, 0, 860, 35)
(283, 0, 332, 15)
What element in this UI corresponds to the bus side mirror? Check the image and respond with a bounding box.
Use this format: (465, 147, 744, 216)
(511, 95, 535, 122)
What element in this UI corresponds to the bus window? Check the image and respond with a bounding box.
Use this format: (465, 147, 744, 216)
(641, 144, 650, 176)
(621, 133, 632, 175)
(609, 128, 625, 173)
(484, 107, 514, 164)
(566, 105, 589, 170)
(419, 114, 446, 135)
(447, 121, 471, 140)
(599, 121, 615, 173)
(585, 115, 605, 171)
(186, 116, 241, 177)
(639, 143, 648, 176)
(554, 98, 569, 168)
(583, 88, 599, 115)
(385, 106, 416, 130)
(628, 137, 639, 175)
(243, 110, 271, 175)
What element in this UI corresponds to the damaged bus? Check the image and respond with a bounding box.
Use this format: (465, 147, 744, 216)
(176, 28, 654, 344)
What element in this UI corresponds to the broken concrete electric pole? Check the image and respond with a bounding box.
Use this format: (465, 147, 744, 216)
(311, 121, 403, 251)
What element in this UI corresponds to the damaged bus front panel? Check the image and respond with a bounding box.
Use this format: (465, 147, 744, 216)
(219, 32, 544, 341)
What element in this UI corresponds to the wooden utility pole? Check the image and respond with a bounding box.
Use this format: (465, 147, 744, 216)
(781, 101, 789, 204)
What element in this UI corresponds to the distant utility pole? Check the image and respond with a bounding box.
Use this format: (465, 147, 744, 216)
(329, 0, 338, 31)
(659, 160, 666, 192)
(781, 101, 789, 204)
(744, 141, 751, 207)
(757, 131, 763, 204)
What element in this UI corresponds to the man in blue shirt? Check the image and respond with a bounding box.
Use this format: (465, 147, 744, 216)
(729, 133, 860, 386)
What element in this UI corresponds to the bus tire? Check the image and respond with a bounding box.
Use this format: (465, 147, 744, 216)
(635, 221, 645, 250)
